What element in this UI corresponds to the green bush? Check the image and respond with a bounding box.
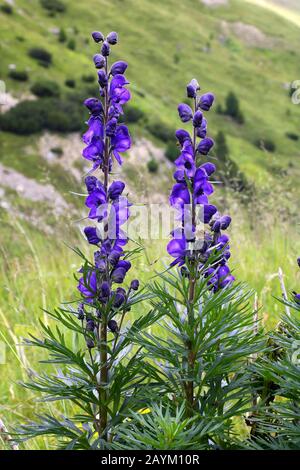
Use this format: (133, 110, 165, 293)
(121, 105, 144, 123)
(0, 97, 83, 135)
(165, 140, 178, 162)
(31, 80, 60, 97)
(67, 39, 76, 51)
(81, 74, 95, 83)
(65, 79, 76, 88)
(147, 158, 159, 173)
(0, 4, 13, 14)
(8, 69, 28, 81)
(255, 138, 276, 153)
(224, 91, 245, 124)
(147, 120, 174, 142)
(28, 47, 52, 67)
(40, 0, 66, 13)
(58, 28, 67, 43)
(286, 132, 298, 141)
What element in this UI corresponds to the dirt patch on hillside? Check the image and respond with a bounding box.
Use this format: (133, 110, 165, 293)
(220, 21, 280, 48)
(0, 163, 69, 216)
(38, 132, 84, 181)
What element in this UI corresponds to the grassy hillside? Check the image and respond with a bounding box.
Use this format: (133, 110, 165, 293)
(0, 0, 300, 449)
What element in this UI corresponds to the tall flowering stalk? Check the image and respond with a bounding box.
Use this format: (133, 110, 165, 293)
(77, 30, 139, 439)
(16, 31, 155, 449)
(167, 79, 234, 412)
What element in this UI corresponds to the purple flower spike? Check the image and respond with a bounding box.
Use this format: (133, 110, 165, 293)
(197, 137, 214, 155)
(198, 92, 215, 111)
(178, 103, 193, 123)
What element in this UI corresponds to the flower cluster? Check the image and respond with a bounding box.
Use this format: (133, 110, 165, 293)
(77, 31, 138, 342)
(167, 78, 234, 291)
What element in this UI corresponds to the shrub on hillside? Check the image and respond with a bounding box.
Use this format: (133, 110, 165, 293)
(286, 132, 298, 141)
(0, 98, 83, 134)
(8, 70, 28, 81)
(255, 138, 276, 153)
(67, 39, 76, 51)
(40, 0, 66, 13)
(58, 28, 67, 43)
(28, 47, 52, 67)
(81, 74, 95, 83)
(147, 158, 159, 173)
(120, 105, 144, 123)
(65, 79, 76, 88)
(147, 120, 174, 142)
(31, 80, 60, 97)
(0, 4, 13, 14)
(224, 91, 245, 124)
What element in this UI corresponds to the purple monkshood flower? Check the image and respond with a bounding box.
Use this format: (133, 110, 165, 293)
(178, 103, 193, 123)
(93, 54, 105, 69)
(110, 61, 127, 76)
(107, 31, 118, 45)
(197, 137, 214, 155)
(92, 31, 104, 43)
(78, 271, 97, 301)
(198, 92, 214, 111)
(111, 125, 131, 165)
(101, 41, 110, 56)
(187, 78, 200, 98)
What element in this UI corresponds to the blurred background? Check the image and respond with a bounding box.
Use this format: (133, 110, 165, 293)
(0, 0, 300, 448)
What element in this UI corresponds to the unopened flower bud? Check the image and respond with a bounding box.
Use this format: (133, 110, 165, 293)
(86, 319, 95, 331)
(77, 302, 85, 320)
(93, 54, 105, 69)
(92, 31, 104, 43)
(108, 319, 118, 333)
(86, 338, 95, 349)
(107, 31, 118, 45)
(101, 41, 110, 56)
(130, 279, 139, 291)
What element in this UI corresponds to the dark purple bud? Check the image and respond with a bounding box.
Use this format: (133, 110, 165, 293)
(86, 319, 95, 331)
(219, 215, 232, 230)
(108, 319, 118, 332)
(200, 162, 216, 176)
(86, 338, 95, 349)
(92, 31, 104, 43)
(297, 257, 300, 268)
(113, 291, 125, 308)
(84, 98, 103, 115)
(108, 181, 125, 200)
(202, 204, 218, 224)
(186, 78, 200, 98)
(175, 129, 191, 147)
(196, 118, 207, 138)
(98, 70, 108, 87)
(130, 279, 139, 291)
(100, 281, 111, 299)
(101, 41, 110, 56)
(110, 61, 128, 76)
(77, 302, 85, 320)
(108, 250, 121, 267)
(84, 227, 101, 245)
(197, 137, 214, 155)
(198, 92, 214, 111)
(111, 267, 126, 284)
(107, 31, 118, 45)
(93, 54, 105, 69)
(192, 110, 203, 128)
(178, 103, 193, 123)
